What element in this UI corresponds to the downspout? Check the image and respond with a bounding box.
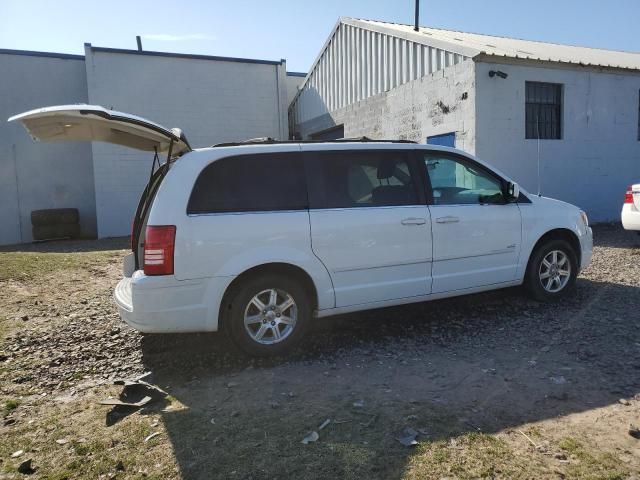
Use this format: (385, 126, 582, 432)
(275, 63, 283, 139)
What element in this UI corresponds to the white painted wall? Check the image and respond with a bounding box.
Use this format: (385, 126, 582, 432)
(85, 46, 290, 237)
(0, 52, 95, 245)
(475, 61, 640, 221)
(285, 74, 305, 108)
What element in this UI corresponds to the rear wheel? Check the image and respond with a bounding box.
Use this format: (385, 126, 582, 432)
(227, 274, 311, 356)
(524, 239, 578, 302)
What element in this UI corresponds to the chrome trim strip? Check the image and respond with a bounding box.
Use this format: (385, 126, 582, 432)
(332, 259, 431, 273)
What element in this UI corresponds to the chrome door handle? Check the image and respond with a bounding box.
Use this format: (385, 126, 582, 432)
(401, 217, 426, 225)
(436, 216, 460, 224)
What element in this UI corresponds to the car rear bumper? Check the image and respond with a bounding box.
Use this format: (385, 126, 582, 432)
(622, 204, 640, 231)
(114, 271, 222, 333)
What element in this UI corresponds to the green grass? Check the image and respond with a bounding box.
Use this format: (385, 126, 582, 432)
(404, 432, 631, 480)
(559, 437, 628, 480)
(3, 399, 20, 416)
(404, 432, 531, 479)
(0, 251, 121, 282)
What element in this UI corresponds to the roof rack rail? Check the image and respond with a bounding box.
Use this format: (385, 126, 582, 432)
(211, 136, 418, 147)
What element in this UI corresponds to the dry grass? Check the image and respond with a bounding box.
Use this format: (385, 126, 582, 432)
(0, 250, 121, 282)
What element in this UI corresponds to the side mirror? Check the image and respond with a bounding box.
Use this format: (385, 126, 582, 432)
(506, 182, 520, 201)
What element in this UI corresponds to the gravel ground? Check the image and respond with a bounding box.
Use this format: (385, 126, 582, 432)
(1, 224, 639, 479)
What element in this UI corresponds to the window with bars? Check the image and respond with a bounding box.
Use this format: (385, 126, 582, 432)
(525, 81, 563, 139)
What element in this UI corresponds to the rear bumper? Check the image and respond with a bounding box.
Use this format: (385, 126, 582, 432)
(622, 205, 640, 231)
(114, 271, 227, 333)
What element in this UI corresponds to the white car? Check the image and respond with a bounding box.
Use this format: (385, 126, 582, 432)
(10, 105, 593, 356)
(622, 183, 640, 232)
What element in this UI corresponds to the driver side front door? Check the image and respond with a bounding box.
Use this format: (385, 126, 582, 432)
(421, 153, 522, 294)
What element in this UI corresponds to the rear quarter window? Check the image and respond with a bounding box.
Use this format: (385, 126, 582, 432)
(187, 152, 307, 214)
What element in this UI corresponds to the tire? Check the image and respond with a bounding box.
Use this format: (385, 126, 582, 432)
(31, 208, 79, 227)
(32, 223, 81, 241)
(524, 239, 578, 302)
(226, 274, 311, 356)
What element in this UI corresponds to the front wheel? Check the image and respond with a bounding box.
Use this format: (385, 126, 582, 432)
(227, 274, 311, 356)
(524, 239, 578, 302)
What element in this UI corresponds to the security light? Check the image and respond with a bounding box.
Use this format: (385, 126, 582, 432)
(489, 70, 508, 79)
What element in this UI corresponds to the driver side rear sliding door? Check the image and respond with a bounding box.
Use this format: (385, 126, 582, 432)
(304, 147, 432, 308)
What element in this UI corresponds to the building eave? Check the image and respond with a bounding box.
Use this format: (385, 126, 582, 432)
(343, 17, 480, 58)
(84, 43, 284, 66)
(0, 48, 84, 61)
(473, 52, 640, 74)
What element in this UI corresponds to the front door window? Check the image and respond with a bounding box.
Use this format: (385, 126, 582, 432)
(425, 156, 505, 205)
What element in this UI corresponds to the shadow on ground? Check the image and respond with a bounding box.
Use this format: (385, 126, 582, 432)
(140, 277, 640, 479)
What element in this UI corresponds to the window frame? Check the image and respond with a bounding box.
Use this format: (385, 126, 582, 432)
(525, 81, 563, 140)
(186, 152, 309, 215)
(416, 151, 512, 206)
(304, 149, 427, 210)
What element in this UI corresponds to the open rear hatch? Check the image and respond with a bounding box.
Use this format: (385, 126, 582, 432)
(9, 104, 192, 269)
(8, 104, 191, 155)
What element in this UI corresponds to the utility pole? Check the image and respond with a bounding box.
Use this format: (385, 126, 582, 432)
(414, 0, 420, 31)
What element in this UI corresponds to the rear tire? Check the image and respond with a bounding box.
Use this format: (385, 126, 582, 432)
(524, 239, 578, 302)
(32, 223, 81, 241)
(226, 274, 311, 356)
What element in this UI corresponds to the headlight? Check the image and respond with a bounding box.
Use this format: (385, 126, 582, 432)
(579, 210, 589, 227)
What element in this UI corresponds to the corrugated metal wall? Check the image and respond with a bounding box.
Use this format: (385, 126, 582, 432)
(290, 22, 468, 128)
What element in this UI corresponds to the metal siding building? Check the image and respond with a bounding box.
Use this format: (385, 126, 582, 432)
(291, 17, 640, 221)
(1, 46, 304, 244)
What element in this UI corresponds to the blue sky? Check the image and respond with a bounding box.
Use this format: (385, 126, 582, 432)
(1, 0, 639, 72)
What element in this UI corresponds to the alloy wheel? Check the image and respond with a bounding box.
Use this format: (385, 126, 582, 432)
(538, 250, 571, 293)
(243, 288, 297, 345)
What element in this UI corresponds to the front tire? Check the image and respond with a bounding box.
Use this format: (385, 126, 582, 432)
(227, 274, 311, 356)
(524, 239, 578, 302)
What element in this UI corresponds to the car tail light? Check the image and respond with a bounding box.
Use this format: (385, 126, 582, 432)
(624, 186, 634, 204)
(143, 225, 176, 276)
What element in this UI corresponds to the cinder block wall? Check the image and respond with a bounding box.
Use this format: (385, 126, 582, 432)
(295, 60, 476, 153)
(0, 52, 96, 245)
(475, 61, 640, 221)
(85, 46, 290, 238)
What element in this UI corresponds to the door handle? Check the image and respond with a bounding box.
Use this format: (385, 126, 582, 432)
(401, 217, 426, 225)
(435, 216, 460, 224)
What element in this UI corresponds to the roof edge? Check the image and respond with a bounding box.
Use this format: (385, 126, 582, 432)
(0, 48, 84, 61)
(474, 52, 640, 73)
(84, 44, 284, 66)
(343, 17, 480, 58)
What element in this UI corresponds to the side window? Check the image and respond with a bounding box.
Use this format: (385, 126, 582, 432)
(424, 155, 505, 205)
(308, 151, 418, 208)
(187, 153, 307, 214)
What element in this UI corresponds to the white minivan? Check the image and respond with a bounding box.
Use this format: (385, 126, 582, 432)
(10, 105, 593, 355)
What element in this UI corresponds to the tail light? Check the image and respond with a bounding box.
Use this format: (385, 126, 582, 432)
(143, 225, 176, 276)
(624, 186, 634, 204)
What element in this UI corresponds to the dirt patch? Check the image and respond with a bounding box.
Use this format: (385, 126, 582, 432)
(1, 227, 639, 479)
